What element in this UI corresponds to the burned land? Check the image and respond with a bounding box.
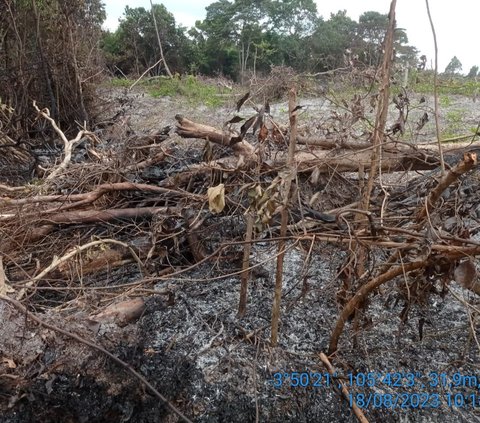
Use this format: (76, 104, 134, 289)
(4, 1, 480, 422)
(1, 68, 480, 423)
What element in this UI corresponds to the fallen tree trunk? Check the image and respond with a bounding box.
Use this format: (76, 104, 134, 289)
(175, 115, 478, 174)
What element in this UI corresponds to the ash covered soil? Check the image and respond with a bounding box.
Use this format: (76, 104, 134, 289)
(2, 84, 480, 423)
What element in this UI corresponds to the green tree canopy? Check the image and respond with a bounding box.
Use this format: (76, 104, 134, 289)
(467, 65, 479, 78)
(103, 4, 191, 75)
(444, 56, 462, 75)
(100, 2, 420, 80)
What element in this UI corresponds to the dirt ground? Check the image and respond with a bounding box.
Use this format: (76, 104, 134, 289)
(2, 83, 480, 423)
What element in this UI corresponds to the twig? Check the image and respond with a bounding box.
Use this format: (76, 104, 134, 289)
(129, 57, 163, 90)
(238, 211, 254, 317)
(425, 0, 446, 175)
(361, 0, 396, 212)
(354, 0, 396, 288)
(0, 295, 192, 423)
(416, 152, 477, 222)
(197, 322, 224, 355)
(0, 184, 27, 192)
(149, 0, 172, 78)
(319, 352, 369, 423)
(1, 182, 203, 208)
(253, 336, 261, 423)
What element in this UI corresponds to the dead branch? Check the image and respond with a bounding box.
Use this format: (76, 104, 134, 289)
(328, 259, 427, 355)
(297, 136, 372, 150)
(39, 207, 174, 224)
(425, 0, 446, 175)
(175, 114, 256, 157)
(23, 239, 145, 288)
(0, 184, 28, 193)
(124, 150, 167, 171)
(33, 101, 97, 180)
(175, 114, 235, 146)
(416, 152, 477, 222)
(271, 86, 298, 346)
(238, 211, 254, 317)
(361, 0, 396, 211)
(1, 182, 203, 209)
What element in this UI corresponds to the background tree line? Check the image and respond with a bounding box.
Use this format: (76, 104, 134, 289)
(1, 0, 478, 141)
(101, 0, 419, 80)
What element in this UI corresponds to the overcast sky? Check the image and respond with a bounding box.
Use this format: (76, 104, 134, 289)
(103, 0, 480, 74)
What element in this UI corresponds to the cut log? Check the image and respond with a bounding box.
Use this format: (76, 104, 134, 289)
(175, 114, 256, 159)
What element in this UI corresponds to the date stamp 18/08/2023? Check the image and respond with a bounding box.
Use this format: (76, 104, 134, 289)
(267, 371, 480, 410)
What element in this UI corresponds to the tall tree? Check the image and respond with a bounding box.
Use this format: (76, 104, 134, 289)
(266, 0, 318, 70)
(231, 0, 268, 80)
(194, 0, 239, 77)
(311, 11, 357, 70)
(467, 65, 479, 78)
(109, 5, 190, 75)
(267, 0, 318, 36)
(444, 56, 462, 75)
(356, 11, 412, 67)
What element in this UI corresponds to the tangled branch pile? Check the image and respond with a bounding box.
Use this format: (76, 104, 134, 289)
(2, 6, 480, 419)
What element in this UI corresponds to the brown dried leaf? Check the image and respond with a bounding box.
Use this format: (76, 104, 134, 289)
(240, 115, 256, 138)
(236, 91, 250, 112)
(207, 183, 225, 214)
(416, 112, 429, 131)
(252, 115, 263, 135)
(2, 357, 17, 369)
(454, 260, 479, 294)
(226, 116, 244, 125)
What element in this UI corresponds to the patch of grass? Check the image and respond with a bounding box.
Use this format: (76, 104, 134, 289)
(110, 78, 132, 88)
(147, 75, 230, 107)
(413, 72, 480, 96)
(108, 75, 231, 107)
(439, 95, 452, 107)
(442, 109, 466, 138)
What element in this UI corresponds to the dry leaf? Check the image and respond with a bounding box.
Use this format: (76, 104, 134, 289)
(240, 115, 256, 138)
(454, 260, 480, 295)
(226, 115, 244, 125)
(258, 124, 268, 142)
(207, 184, 225, 214)
(236, 91, 250, 112)
(2, 357, 17, 369)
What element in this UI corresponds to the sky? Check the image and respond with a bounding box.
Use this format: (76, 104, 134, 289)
(102, 0, 480, 74)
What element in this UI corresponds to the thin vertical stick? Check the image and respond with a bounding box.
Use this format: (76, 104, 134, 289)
(149, 0, 173, 78)
(238, 212, 254, 317)
(362, 0, 396, 212)
(349, 0, 397, 350)
(271, 86, 298, 346)
(425, 0, 445, 175)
